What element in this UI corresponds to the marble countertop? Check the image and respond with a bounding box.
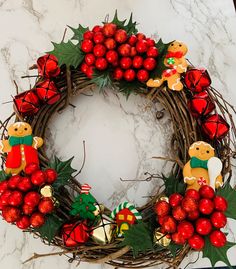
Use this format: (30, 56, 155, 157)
(0, 0, 236, 268)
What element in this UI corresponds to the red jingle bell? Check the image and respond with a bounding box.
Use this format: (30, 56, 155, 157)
(201, 114, 230, 140)
(14, 90, 40, 116)
(35, 79, 60, 105)
(37, 54, 60, 78)
(62, 221, 90, 247)
(188, 91, 215, 118)
(184, 68, 211, 93)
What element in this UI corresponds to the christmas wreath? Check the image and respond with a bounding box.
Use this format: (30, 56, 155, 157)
(1, 11, 236, 268)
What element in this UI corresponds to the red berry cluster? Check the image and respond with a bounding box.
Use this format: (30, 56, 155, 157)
(0, 163, 57, 229)
(154, 185, 228, 250)
(80, 23, 159, 82)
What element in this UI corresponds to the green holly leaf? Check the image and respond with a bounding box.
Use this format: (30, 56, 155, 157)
(155, 39, 173, 56)
(69, 24, 89, 42)
(116, 80, 146, 99)
(124, 13, 138, 35)
(49, 156, 77, 190)
(91, 69, 113, 89)
(35, 214, 64, 243)
(109, 10, 127, 28)
(162, 174, 186, 196)
(0, 170, 10, 182)
(202, 236, 236, 268)
(168, 242, 183, 258)
(49, 41, 84, 68)
(217, 182, 236, 220)
(119, 222, 153, 257)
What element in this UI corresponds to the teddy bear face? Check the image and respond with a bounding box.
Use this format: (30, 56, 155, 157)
(168, 41, 188, 55)
(189, 141, 215, 161)
(8, 122, 32, 137)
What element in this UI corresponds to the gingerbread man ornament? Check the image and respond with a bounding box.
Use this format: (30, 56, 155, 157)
(183, 141, 223, 191)
(147, 41, 188, 91)
(0, 122, 43, 175)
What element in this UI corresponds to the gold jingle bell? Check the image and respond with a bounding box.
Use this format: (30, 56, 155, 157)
(153, 228, 171, 247)
(40, 185, 59, 206)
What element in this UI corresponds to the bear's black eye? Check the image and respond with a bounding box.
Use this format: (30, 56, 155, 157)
(14, 128, 18, 131)
(179, 44, 182, 47)
(206, 150, 210, 153)
(24, 128, 27, 131)
(196, 147, 199, 150)
(171, 43, 174, 46)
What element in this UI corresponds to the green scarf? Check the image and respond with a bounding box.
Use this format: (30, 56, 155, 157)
(190, 157, 208, 170)
(9, 135, 33, 147)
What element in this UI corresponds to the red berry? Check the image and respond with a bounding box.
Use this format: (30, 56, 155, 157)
(124, 69, 136, 82)
(137, 69, 149, 82)
(8, 190, 23, 207)
(146, 38, 155, 47)
(115, 29, 128, 43)
(143, 57, 156, 70)
(17, 177, 33, 192)
(177, 221, 194, 239)
(172, 206, 187, 221)
(2, 206, 21, 223)
(214, 195, 228, 211)
(22, 204, 35, 215)
(132, 56, 143, 69)
(38, 197, 54, 214)
(157, 215, 166, 226)
(172, 232, 186, 245)
(147, 46, 159, 57)
(24, 163, 39, 175)
(188, 234, 205, 250)
(106, 50, 118, 63)
(104, 38, 116, 50)
(92, 25, 102, 33)
(30, 212, 45, 228)
(169, 193, 183, 207)
(31, 170, 46, 186)
(199, 198, 214, 215)
(85, 53, 96, 66)
(95, 57, 108, 70)
(187, 210, 199, 221)
(136, 40, 148, 54)
(81, 39, 93, 53)
(86, 66, 94, 78)
(0, 190, 12, 205)
(211, 211, 227, 228)
(181, 197, 198, 212)
(209, 230, 226, 247)
(0, 199, 6, 210)
(45, 169, 57, 184)
(136, 33, 146, 40)
(155, 200, 170, 217)
(24, 191, 41, 207)
(199, 185, 215, 199)
(130, 47, 137, 57)
(118, 44, 131, 56)
(0, 181, 8, 195)
(162, 216, 177, 233)
(120, 57, 132, 70)
(7, 175, 21, 189)
(185, 189, 200, 201)
(93, 32, 105, 44)
(128, 35, 138, 46)
(83, 30, 94, 40)
(103, 23, 117, 37)
(93, 44, 106, 57)
(113, 68, 123, 80)
(81, 62, 89, 73)
(196, 218, 212, 235)
(16, 215, 30, 229)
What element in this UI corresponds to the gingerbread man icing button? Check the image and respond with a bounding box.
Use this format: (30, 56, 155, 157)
(183, 141, 223, 191)
(0, 122, 43, 175)
(147, 41, 188, 91)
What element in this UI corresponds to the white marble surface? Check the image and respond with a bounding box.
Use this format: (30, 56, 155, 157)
(0, 0, 236, 268)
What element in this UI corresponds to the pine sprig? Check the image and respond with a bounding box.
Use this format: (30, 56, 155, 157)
(91, 69, 113, 89)
(162, 174, 186, 196)
(116, 80, 146, 99)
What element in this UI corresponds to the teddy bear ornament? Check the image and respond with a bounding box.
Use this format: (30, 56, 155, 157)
(0, 122, 43, 175)
(146, 41, 188, 91)
(183, 141, 223, 191)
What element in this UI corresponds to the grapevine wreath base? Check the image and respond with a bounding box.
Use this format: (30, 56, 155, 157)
(1, 12, 236, 268)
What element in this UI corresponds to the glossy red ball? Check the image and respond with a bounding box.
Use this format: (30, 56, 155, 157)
(199, 198, 214, 215)
(0, 181, 8, 196)
(196, 218, 212, 235)
(147, 46, 159, 57)
(113, 68, 123, 80)
(95, 57, 108, 70)
(38, 197, 55, 214)
(7, 175, 21, 189)
(146, 38, 155, 47)
(85, 53, 96, 66)
(81, 39, 93, 53)
(128, 35, 138, 46)
(209, 230, 226, 247)
(130, 47, 137, 57)
(24, 163, 39, 175)
(93, 44, 106, 57)
(211, 211, 227, 228)
(185, 189, 200, 201)
(132, 56, 143, 69)
(172, 232, 186, 245)
(22, 204, 35, 215)
(44, 169, 58, 184)
(120, 57, 132, 70)
(83, 30, 94, 40)
(169, 193, 183, 207)
(124, 69, 136, 82)
(187, 210, 200, 221)
(81, 62, 89, 73)
(103, 23, 117, 37)
(143, 57, 156, 70)
(136, 40, 148, 54)
(24, 191, 41, 207)
(106, 50, 118, 63)
(16, 215, 31, 229)
(162, 216, 177, 233)
(155, 200, 170, 216)
(2, 206, 21, 223)
(8, 190, 23, 207)
(214, 195, 228, 211)
(118, 44, 131, 56)
(17, 177, 33, 192)
(30, 212, 45, 228)
(93, 31, 105, 44)
(115, 29, 128, 43)
(0, 190, 12, 205)
(188, 234, 205, 250)
(31, 170, 46, 186)
(136, 33, 146, 40)
(137, 69, 149, 82)
(172, 206, 187, 221)
(92, 25, 103, 33)
(181, 197, 198, 212)
(177, 221, 194, 239)
(86, 66, 94, 78)
(199, 185, 215, 199)
(104, 38, 116, 50)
